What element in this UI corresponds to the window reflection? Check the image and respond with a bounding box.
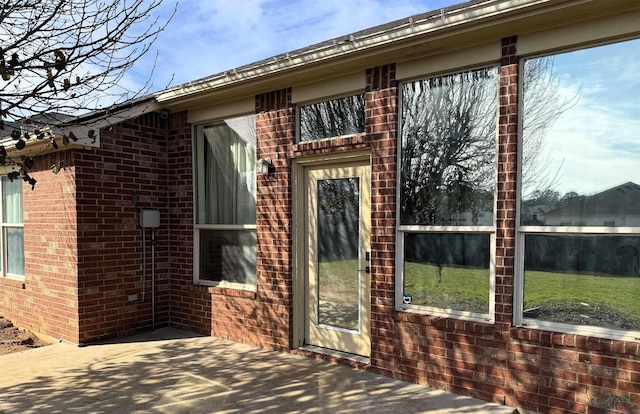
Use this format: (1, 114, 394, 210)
(524, 234, 640, 330)
(400, 68, 498, 226)
(404, 233, 491, 314)
(317, 178, 360, 330)
(520, 38, 640, 335)
(521, 39, 640, 227)
(299, 94, 365, 141)
(398, 66, 498, 317)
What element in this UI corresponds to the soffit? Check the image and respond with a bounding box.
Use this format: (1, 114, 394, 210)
(156, 0, 640, 112)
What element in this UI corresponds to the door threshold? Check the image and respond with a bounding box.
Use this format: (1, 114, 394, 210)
(298, 344, 370, 365)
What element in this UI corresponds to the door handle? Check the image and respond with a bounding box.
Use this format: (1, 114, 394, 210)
(358, 266, 370, 274)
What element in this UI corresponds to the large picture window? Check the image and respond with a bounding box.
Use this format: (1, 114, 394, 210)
(1, 177, 24, 278)
(518, 38, 640, 339)
(298, 94, 365, 141)
(194, 114, 257, 287)
(397, 66, 498, 320)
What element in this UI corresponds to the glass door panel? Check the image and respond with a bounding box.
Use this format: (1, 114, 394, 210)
(317, 178, 360, 331)
(305, 162, 370, 357)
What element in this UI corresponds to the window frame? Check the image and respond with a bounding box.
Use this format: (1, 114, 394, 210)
(0, 176, 24, 280)
(514, 227, 640, 341)
(296, 92, 366, 142)
(395, 65, 500, 323)
(192, 115, 258, 291)
(514, 39, 640, 341)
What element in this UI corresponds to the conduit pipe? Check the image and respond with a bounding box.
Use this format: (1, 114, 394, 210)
(151, 227, 157, 331)
(141, 225, 147, 303)
(139, 209, 160, 331)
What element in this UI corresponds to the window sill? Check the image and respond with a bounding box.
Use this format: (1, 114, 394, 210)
(291, 134, 367, 156)
(0, 277, 25, 289)
(394, 309, 495, 335)
(513, 320, 640, 344)
(207, 286, 257, 300)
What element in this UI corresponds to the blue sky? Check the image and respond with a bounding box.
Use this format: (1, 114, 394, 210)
(527, 38, 640, 196)
(127, 0, 461, 93)
(126, 0, 638, 198)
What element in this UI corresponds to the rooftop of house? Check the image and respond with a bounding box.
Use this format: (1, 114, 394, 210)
(2, 0, 637, 136)
(155, 0, 637, 109)
(547, 182, 640, 217)
(173, 0, 486, 87)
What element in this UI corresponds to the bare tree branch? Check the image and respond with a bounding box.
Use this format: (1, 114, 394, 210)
(0, 0, 176, 187)
(0, 0, 175, 119)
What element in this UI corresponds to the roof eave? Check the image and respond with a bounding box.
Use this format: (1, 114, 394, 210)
(154, 0, 548, 104)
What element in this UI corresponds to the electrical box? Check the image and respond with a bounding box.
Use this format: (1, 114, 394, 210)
(140, 209, 160, 228)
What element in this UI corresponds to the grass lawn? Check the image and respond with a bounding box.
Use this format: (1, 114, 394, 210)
(318, 259, 359, 289)
(404, 262, 490, 313)
(318, 260, 640, 328)
(524, 270, 640, 321)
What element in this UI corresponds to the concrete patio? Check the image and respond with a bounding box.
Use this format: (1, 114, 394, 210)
(0, 327, 517, 413)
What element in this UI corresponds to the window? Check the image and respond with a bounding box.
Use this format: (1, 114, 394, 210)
(298, 94, 365, 141)
(194, 114, 257, 287)
(518, 38, 640, 339)
(1, 177, 24, 278)
(397, 67, 498, 320)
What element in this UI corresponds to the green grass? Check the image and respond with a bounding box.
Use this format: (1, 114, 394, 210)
(318, 259, 359, 286)
(404, 262, 490, 313)
(524, 270, 640, 321)
(317, 260, 640, 325)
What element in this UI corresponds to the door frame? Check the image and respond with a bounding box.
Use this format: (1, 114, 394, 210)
(292, 150, 371, 355)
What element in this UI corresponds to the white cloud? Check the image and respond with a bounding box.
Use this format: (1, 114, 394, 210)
(543, 92, 639, 196)
(524, 38, 640, 197)
(124, 0, 459, 93)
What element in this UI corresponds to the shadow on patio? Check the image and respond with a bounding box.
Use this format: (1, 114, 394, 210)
(0, 327, 515, 413)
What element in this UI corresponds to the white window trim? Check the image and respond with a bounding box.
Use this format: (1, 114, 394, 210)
(191, 119, 258, 291)
(394, 65, 500, 324)
(192, 225, 258, 291)
(0, 223, 25, 280)
(514, 45, 640, 341)
(0, 178, 24, 280)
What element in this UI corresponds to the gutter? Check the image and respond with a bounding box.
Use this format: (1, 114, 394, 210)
(155, 0, 553, 103)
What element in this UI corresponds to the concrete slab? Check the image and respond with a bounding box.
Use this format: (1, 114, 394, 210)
(0, 328, 517, 413)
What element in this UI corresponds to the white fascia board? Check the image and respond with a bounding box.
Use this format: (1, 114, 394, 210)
(155, 0, 549, 103)
(60, 99, 162, 149)
(0, 99, 162, 154)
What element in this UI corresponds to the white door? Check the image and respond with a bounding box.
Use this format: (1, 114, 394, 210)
(304, 162, 371, 357)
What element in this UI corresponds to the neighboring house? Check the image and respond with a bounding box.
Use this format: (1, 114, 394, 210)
(546, 182, 640, 227)
(1, 1, 639, 413)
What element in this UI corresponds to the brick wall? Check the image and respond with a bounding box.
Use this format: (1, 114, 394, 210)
(74, 112, 170, 343)
(253, 88, 295, 351)
(365, 64, 400, 374)
(496, 36, 518, 331)
(0, 150, 80, 343)
(165, 111, 212, 335)
(356, 39, 640, 414)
